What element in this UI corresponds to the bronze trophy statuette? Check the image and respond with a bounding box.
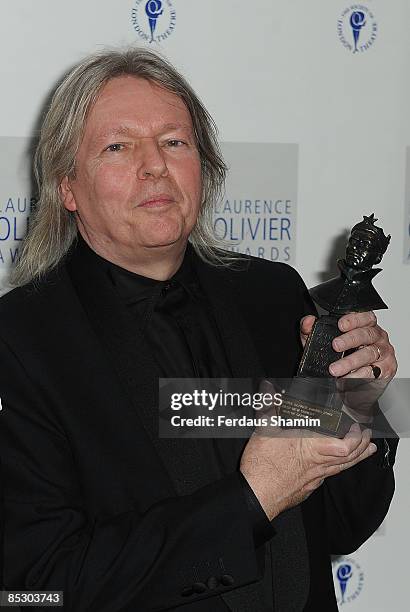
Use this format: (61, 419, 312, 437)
(279, 214, 391, 437)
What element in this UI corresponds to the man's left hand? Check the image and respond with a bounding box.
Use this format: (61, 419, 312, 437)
(300, 311, 397, 380)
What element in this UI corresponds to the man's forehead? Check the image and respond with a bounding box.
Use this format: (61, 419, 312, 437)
(83, 76, 194, 138)
(94, 76, 189, 114)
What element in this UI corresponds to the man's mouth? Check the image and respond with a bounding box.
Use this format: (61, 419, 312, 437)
(138, 194, 175, 208)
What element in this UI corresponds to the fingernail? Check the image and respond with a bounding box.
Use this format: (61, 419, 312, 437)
(339, 319, 348, 331)
(369, 443, 377, 454)
(329, 363, 341, 376)
(334, 339, 345, 351)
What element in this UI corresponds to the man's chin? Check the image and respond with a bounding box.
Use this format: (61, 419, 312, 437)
(139, 233, 187, 250)
(136, 222, 190, 250)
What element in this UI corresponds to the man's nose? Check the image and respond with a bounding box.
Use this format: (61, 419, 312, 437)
(136, 139, 168, 180)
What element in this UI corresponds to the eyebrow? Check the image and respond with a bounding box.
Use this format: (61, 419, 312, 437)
(94, 123, 194, 141)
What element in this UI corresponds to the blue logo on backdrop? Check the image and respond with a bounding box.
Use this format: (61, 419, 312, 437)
(350, 11, 366, 52)
(332, 557, 364, 605)
(338, 5, 377, 53)
(337, 564, 353, 603)
(131, 0, 176, 43)
(146, 1, 163, 42)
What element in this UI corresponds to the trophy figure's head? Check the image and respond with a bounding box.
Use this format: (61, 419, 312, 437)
(345, 214, 391, 270)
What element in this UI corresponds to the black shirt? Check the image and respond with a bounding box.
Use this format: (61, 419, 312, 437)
(106, 244, 233, 379)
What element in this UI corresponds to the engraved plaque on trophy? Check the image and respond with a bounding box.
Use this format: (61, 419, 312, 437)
(279, 214, 391, 437)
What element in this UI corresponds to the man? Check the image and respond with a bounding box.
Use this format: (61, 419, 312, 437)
(0, 48, 398, 611)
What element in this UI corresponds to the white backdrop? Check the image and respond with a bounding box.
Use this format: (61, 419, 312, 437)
(0, 1, 409, 609)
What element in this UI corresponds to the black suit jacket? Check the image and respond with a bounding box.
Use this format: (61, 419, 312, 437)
(0, 242, 397, 611)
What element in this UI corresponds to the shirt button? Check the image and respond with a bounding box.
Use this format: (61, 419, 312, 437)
(162, 281, 173, 294)
(220, 574, 235, 586)
(207, 576, 219, 590)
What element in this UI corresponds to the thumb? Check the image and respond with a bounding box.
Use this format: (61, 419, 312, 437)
(300, 315, 316, 347)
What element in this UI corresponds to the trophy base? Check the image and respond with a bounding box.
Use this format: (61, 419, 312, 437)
(278, 377, 354, 438)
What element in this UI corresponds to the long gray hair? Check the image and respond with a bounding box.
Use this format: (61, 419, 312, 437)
(12, 47, 231, 286)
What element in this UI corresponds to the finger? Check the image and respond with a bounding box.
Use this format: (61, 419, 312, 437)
(344, 427, 372, 461)
(368, 331, 398, 379)
(330, 331, 397, 379)
(316, 423, 363, 458)
(322, 426, 373, 464)
(378, 353, 397, 380)
(325, 441, 377, 476)
(341, 366, 377, 379)
(341, 366, 392, 384)
(329, 344, 381, 376)
(337, 426, 372, 462)
(300, 315, 316, 339)
(332, 324, 381, 353)
(338, 311, 377, 332)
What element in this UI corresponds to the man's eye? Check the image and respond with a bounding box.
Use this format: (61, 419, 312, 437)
(166, 139, 185, 147)
(105, 143, 124, 152)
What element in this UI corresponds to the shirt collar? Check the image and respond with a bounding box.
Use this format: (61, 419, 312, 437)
(76, 235, 198, 304)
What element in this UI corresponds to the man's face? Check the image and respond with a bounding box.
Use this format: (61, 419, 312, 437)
(60, 76, 202, 266)
(345, 229, 381, 269)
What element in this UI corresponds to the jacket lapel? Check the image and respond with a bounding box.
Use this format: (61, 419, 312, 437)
(193, 255, 265, 380)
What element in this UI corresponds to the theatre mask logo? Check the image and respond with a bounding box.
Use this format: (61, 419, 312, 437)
(0, 137, 36, 294)
(404, 147, 410, 264)
(338, 5, 377, 53)
(213, 143, 298, 264)
(332, 557, 364, 605)
(131, 0, 176, 43)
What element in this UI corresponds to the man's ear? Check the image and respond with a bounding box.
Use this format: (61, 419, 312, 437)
(60, 176, 77, 212)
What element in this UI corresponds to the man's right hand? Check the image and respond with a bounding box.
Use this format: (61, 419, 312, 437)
(240, 423, 377, 520)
